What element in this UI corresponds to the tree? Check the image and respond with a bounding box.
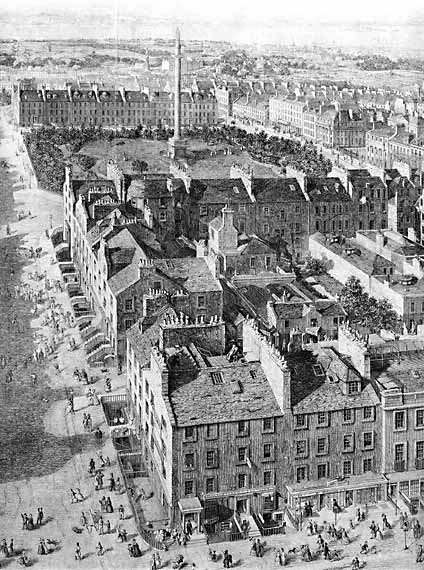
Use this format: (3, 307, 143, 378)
(340, 276, 400, 333)
(132, 159, 148, 173)
(304, 255, 328, 276)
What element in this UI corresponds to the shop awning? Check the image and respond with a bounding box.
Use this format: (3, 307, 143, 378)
(286, 473, 388, 497)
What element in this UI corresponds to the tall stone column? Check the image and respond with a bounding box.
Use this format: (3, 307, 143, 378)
(174, 27, 181, 141)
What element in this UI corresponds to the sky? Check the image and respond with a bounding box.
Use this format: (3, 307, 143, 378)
(3, 0, 424, 24)
(2, 0, 424, 48)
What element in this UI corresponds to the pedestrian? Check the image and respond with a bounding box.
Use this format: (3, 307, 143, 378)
(36, 507, 44, 527)
(21, 513, 28, 530)
(89, 458, 95, 475)
(323, 542, 330, 560)
(86, 413, 92, 432)
(106, 496, 113, 514)
(119, 504, 125, 520)
(109, 473, 116, 492)
(96, 542, 104, 556)
(75, 542, 82, 561)
(100, 496, 107, 513)
(27, 514, 34, 530)
(115, 477, 122, 493)
(8, 539, 13, 555)
(105, 519, 111, 534)
(38, 539, 47, 555)
(98, 517, 104, 535)
(80, 512, 88, 529)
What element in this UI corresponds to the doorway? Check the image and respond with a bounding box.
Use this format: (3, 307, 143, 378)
(236, 499, 248, 514)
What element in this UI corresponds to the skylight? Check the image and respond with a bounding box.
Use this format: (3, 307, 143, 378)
(211, 372, 224, 385)
(313, 364, 325, 376)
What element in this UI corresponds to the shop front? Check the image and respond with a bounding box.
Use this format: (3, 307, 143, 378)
(286, 473, 388, 520)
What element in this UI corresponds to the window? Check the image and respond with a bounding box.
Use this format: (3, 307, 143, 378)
(238, 447, 247, 463)
(124, 319, 133, 329)
(238, 474, 247, 488)
(124, 298, 133, 312)
(395, 443, 405, 462)
(159, 211, 167, 222)
(197, 295, 205, 308)
(343, 434, 354, 452)
(363, 406, 374, 421)
(206, 477, 215, 493)
(317, 464, 327, 479)
(263, 207, 269, 216)
(263, 471, 272, 486)
(184, 480, 194, 495)
(206, 424, 218, 439)
(417, 410, 424, 428)
(317, 412, 327, 426)
(206, 450, 216, 468)
(238, 420, 249, 435)
(295, 414, 307, 428)
(263, 444, 272, 459)
(263, 418, 274, 432)
(296, 466, 306, 482)
(394, 411, 406, 430)
(343, 460, 353, 476)
(250, 257, 256, 268)
(263, 223, 270, 234)
(200, 205, 208, 216)
(184, 453, 194, 468)
(363, 458, 373, 473)
(296, 440, 307, 456)
(317, 437, 327, 455)
(348, 381, 359, 394)
(343, 409, 354, 423)
(363, 432, 373, 448)
(184, 426, 194, 440)
(417, 441, 424, 460)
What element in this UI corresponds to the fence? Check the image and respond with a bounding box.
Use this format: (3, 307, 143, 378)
(116, 450, 166, 551)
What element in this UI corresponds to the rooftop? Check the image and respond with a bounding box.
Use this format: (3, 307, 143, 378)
(372, 350, 424, 393)
(290, 347, 379, 413)
(304, 177, 350, 202)
(191, 178, 251, 205)
(153, 258, 222, 294)
(252, 178, 305, 202)
(166, 345, 282, 426)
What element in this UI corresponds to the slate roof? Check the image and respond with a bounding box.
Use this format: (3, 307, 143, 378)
(167, 346, 282, 426)
(290, 347, 379, 412)
(273, 303, 305, 320)
(153, 258, 222, 293)
(191, 179, 251, 205)
(127, 178, 170, 200)
(252, 178, 305, 202)
(371, 351, 424, 393)
(305, 177, 351, 202)
(127, 307, 177, 368)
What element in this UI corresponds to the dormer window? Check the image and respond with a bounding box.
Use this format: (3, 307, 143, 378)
(347, 381, 360, 395)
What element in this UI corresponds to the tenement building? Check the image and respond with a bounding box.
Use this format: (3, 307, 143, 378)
(63, 166, 222, 359)
(14, 84, 217, 129)
(309, 228, 424, 330)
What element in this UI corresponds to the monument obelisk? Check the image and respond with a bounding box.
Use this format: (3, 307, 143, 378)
(168, 28, 188, 159)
